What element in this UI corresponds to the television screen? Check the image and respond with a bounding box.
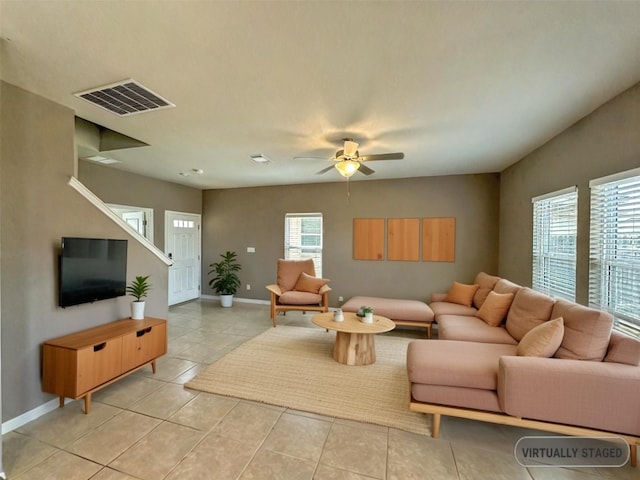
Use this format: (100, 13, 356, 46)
(59, 237, 128, 308)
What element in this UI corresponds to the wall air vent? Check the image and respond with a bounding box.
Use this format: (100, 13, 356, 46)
(74, 79, 175, 116)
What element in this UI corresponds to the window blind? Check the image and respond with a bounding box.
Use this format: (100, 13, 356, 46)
(284, 213, 323, 276)
(532, 187, 577, 301)
(589, 169, 640, 336)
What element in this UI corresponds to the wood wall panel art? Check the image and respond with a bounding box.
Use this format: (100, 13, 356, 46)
(353, 218, 385, 260)
(422, 217, 456, 262)
(387, 218, 420, 261)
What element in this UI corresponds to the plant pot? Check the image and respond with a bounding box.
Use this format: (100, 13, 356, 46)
(131, 301, 145, 320)
(220, 294, 234, 308)
(363, 312, 373, 323)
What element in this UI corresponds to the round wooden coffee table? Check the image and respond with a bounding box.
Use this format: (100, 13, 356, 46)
(312, 312, 395, 366)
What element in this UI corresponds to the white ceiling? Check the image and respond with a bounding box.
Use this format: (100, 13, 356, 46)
(1, 1, 639, 189)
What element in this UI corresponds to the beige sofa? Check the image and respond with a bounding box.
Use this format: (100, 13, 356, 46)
(407, 273, 640, 467)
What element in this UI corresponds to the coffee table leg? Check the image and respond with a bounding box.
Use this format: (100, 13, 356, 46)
(333, 331, 376, 365)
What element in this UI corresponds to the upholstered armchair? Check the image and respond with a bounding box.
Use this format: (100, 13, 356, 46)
(265, 258, 331, 326)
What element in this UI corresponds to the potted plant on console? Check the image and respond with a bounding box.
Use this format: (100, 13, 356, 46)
(209, 251, 241, 307)
(127, 275, 151, 320)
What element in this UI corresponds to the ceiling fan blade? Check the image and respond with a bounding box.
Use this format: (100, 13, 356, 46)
(315, 165, 336, 175)
(359, 152, 404, 162)
(358, 163, 375, 176)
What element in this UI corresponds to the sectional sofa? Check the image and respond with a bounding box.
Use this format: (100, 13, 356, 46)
(407, 273, 640, 466)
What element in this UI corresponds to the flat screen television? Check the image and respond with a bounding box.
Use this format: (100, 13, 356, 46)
(59, 237, 128, 308)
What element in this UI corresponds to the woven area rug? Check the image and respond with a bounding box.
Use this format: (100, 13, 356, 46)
(185, 325, 431, 435)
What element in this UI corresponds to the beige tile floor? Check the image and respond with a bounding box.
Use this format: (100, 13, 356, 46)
(2, 300, 637, 479)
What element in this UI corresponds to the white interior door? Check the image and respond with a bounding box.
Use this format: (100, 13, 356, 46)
(166, 211, 201, 305)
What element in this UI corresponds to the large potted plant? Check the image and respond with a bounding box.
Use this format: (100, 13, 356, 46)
(209, 251, 241, 307)
(126, 275, 151, 320)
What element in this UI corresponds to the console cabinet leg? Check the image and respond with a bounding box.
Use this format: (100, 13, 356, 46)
(151, 359, 157, 374)
(58, 396, 64, 408)
(84, 393, 91, 415)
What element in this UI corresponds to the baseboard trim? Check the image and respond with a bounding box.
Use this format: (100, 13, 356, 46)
(2, 397, 75, 434)
(199, 295, 270, 306)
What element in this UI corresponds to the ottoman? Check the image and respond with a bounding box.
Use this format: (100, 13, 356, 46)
(341, 296, 435, 338)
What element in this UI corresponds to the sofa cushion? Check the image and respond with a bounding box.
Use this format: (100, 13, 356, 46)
(429, 301, 477, 319)
(277, 258, 316, 292)
(472, 272, 501, 308)
(444, 282, 479, 307)
(341, 296, 434, 323)
(475, 291, 514, 327)
(505, 288, 555, 341)
(437, 315, 517, 345)
(278, 290, 322, 305)
(551, 299, 613, 361)
(493, 278, 521, 296)
(517, 317, 564, 357)
(605, 330, 640, 366)
(410, 384, 502, 413)
(407, 340, 517, 390)
(293, 272, 329, 294)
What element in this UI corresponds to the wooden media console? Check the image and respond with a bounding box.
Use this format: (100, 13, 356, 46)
(42, 317, 167, 414)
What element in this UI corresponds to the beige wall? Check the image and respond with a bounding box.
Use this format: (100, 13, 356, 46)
(79, 161, 202, 251)
(202, 174, 500, 305)
(499, 81, 640, 304)
(1, 82, 169, 421)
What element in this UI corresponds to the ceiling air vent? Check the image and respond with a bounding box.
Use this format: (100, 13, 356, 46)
(74, 79, 175, 116)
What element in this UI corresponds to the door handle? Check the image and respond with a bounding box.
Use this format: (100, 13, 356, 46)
(168, 252, 173, 259)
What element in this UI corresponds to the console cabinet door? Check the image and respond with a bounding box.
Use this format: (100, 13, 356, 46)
(75, 338, 123, 395)
(121, 323, 167, 372)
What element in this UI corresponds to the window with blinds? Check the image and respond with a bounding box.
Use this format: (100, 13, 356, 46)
(589, 167, 640, 337)
(532, 187, 577, 301)
(284, 213, 323, 276)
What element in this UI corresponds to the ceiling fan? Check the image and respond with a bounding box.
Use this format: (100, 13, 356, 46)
(296, 139, 404, 178)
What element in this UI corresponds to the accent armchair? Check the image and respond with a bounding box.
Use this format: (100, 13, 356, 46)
(266, 258, 331, 326)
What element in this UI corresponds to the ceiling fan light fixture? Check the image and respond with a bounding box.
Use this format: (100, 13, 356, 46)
(335, 160, 360, 178)
(343, 140, 359, 158)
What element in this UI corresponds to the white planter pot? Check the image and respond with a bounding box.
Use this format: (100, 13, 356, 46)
(131, 301, 145, 320)
(363, 312, 373, 323)
(220, 294, 234, 308)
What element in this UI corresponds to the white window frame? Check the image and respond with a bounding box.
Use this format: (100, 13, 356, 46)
(532, 186, 578, 301)
(589, 167, 640, 337)
(284, 213, 323, 277)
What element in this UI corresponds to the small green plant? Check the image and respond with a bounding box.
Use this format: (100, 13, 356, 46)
(357, 306, 374, 317)
(209, 251, 242, 295)
(126, 275, 151, 302)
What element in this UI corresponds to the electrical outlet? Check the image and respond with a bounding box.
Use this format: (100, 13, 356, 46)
(246, 284, 251, 290)
(338, 296, 344, 301)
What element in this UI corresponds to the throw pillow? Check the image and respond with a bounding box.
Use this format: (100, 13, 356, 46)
(444, 282, 479, 307)
(293, 272, 329, 294)
(475, 291, 514, 327)
(517, 317, 564, 357)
